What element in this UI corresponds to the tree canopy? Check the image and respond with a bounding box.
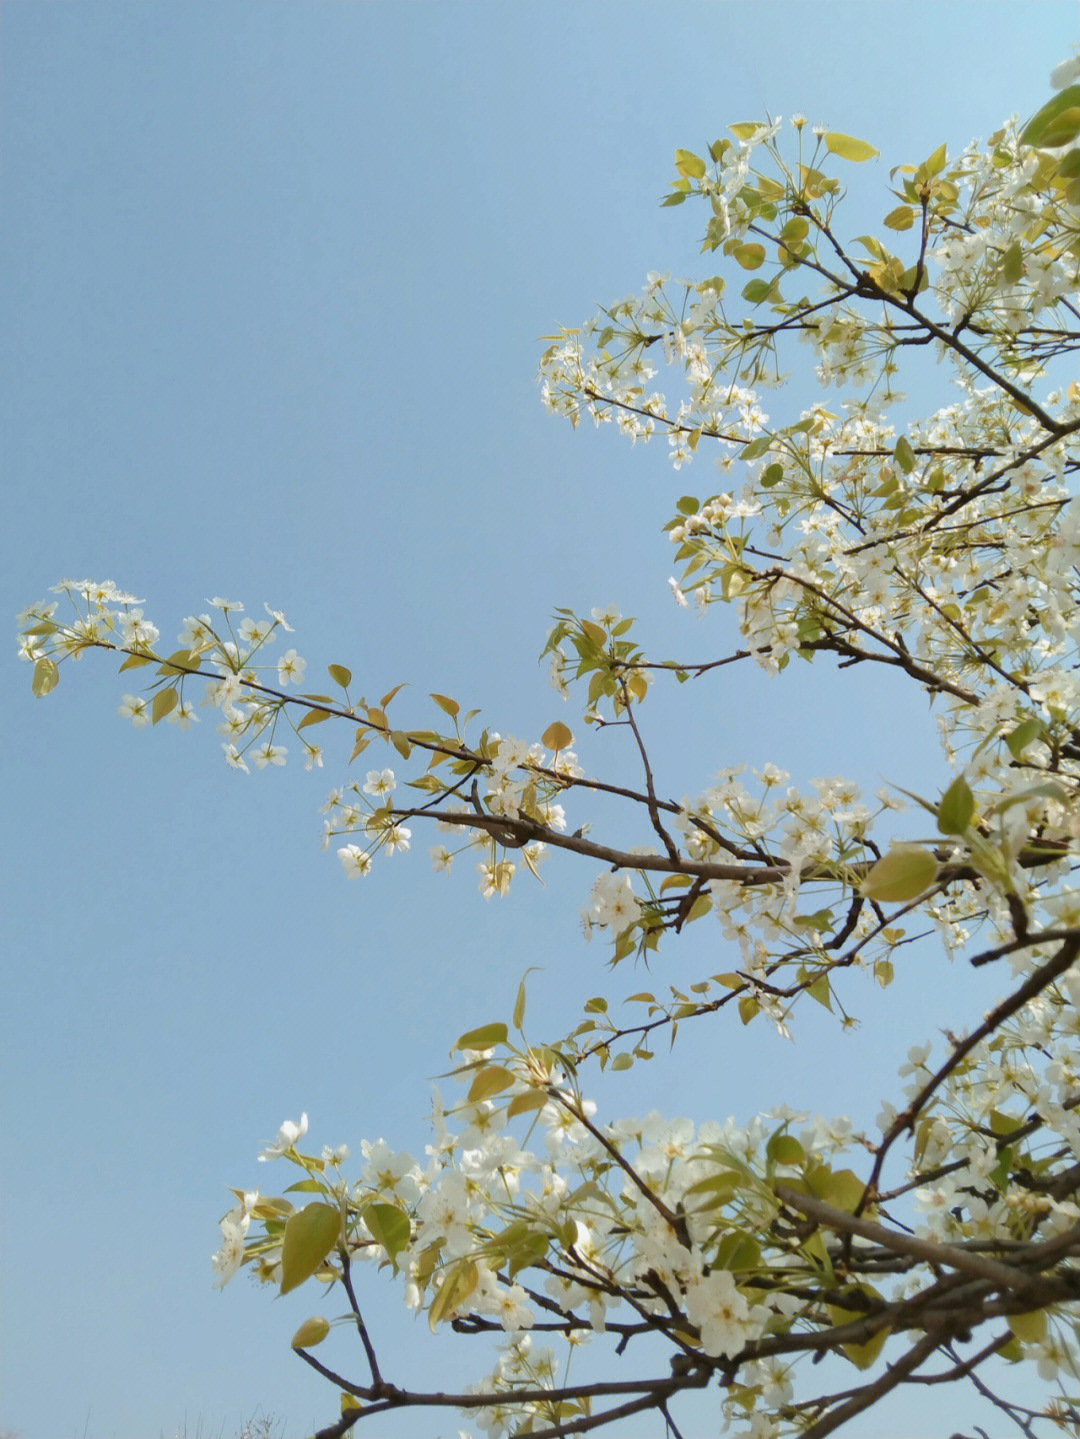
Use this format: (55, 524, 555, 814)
(18, 53, 1080, 1439)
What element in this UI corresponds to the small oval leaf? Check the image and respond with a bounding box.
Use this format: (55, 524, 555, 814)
(733, 242, 766, 270)
(291, 1316, 330, 1350)
(542, 721, 573, 751)
(937, 775, 975, 835)
(31, 658, 60, 697)
(467, 1065, 516, 1102)
(280, 1203, 341, 1296)
(824, 132, 879, 162)
(151, 687, 179, 725)
(861, 846, 938, 902)
(363, 1202, 411, 1260)
(453, 1022, 507, 1053)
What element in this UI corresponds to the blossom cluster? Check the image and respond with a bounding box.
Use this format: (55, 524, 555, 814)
(20, 50, 1080, 1437)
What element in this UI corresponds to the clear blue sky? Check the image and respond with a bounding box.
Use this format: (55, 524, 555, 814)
(4, 5, 1076, 1437)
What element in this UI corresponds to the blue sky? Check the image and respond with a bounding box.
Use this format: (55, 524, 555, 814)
(4, 4, 1077, 1437)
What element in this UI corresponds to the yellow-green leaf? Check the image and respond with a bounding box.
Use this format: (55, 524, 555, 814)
(291, 1316, 330, 1350)
(738, 995, 759, 1025)
(428, 1258, 478, 1330)
(894, 436, 915, 473)
(820, 1168, 866, 1213)
(1007, 1309, 1048, 1344)
(733, 242, 766, 270)
(151, 687, 179, 725)
(842, 1323, 890, 1369)
(541, 720, 573, 751)
(31, 658, 59, 697)
(883, 204, 915, 231)
(156, 648, 199, 676)
(453, 1022, 507, 1052)
(824, 132, 879, 162)
(674, 147, 706, 179)
(431, 692, 459, 719)
(1022, 86, 1080, 147)
(297, 708, 332, 731)
(936, 775, 975, 835)
(506, 1089, 547, 1119)
(861, 846, 938, 902)
(806, 973, 832, 1010)
(1001, 241, 1024, 285)
(467, 1065, 516, 1102)
(391, 729, 412, 759)
(118, 652, 153, 672)
(363, 1202, 411, 1260)
(1005, 717, 1044, 758)
(328, 664, 352, 689)
(768, 1134, 805, 1167)
(279, 1203, 341, 1296)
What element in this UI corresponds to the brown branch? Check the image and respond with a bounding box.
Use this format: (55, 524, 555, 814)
(866, 935, 1080, 1206)
(775, 1186, 1049, 1296)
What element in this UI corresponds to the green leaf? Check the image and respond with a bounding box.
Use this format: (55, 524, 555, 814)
(118, 652, 153, 672)
(513, 978, 527, 1030)
(894, 436, 915, 473)
(820, 1168, 866, 1213)
(883, 204, 915, 231)
(861, 846, 938, 902)
(1021, 86, 1080, 147)
(279, 1203, 341, 1296)
(151, 687, 179, 725)
(806, 973, 832, 1010)
(363, 1202, 411, 1260)
(937, 775, 975, 835)
(824, 132, 879, 162)
(780, 216, 809, 243)
(841, 1321, 890, 1370)
(428, 1258, 478, 1329)
(761, 462, 784, 488)
(467, 1065, 516, 1102)
(31, 657, 59, 697)
(768, 1134, 805, 1167)
(740, 435, 772, 461)
(291, 1316, 330, 1349)
(1005, 717, 1045, 758)
(674, 148, 706, 179)
(732, 242, 766, 270)
(390, 729, 412, 759)
(430, 692, 459, 719)
(1008, 1309, 1048, 1343)
(328, 664, 352, 689)
(741, 278, 773, 304)
(453, 1022, 507, 1052)
(922, 141, 948, 175)
(1000, 241, 1024, 285)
